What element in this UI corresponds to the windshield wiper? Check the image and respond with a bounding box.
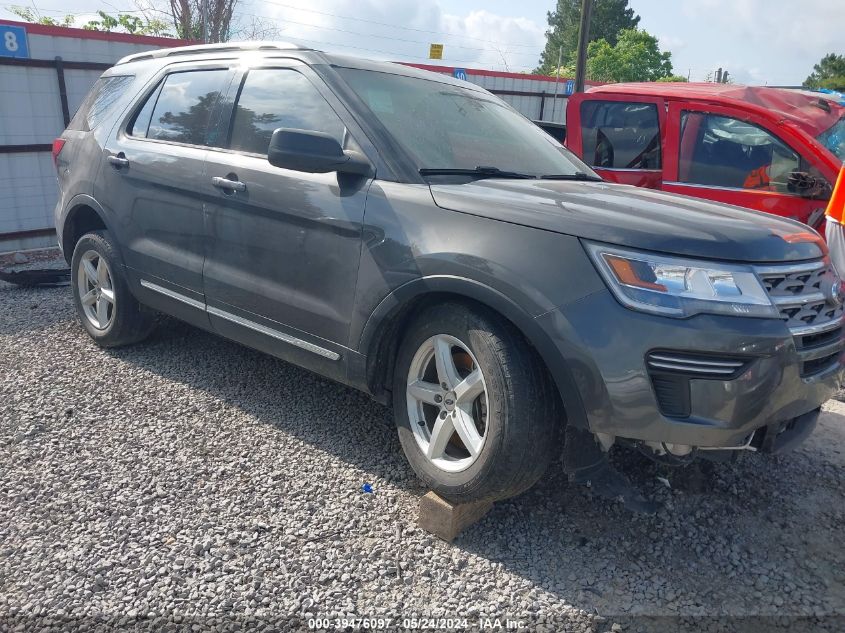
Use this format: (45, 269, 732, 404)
(540, 172, 603, 182)
(419, 166, 537, 180)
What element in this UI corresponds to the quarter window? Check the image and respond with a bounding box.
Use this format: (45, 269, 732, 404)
(128, 82, 161, 138)
(68, 75, 134, 132)
(580, 101, 661, 169)
(135, 69, 228, 145)
(228, 69, 345, 155)
(678, 112, 801, 193)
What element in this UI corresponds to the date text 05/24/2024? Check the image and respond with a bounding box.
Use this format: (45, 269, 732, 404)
(308, 617, 527, 630)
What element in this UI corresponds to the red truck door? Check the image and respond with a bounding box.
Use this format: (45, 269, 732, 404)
(567, 93, 665, 188)
(662, 102, 829, 227)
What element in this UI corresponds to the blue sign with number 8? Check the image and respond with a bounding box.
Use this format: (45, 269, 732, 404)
(0, 24, 29, 59)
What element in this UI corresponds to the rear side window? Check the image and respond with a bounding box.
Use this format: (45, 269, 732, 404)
(580, 101, 661, 169)
(678, 112, 802, 193)
(68, 75, 134, 132)
(133, 69, 228, 145)
(228, 69, 345, 155)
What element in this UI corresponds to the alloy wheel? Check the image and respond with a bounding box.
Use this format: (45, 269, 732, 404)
(77, 250, 115, 330)
(406, 334, 489, 472)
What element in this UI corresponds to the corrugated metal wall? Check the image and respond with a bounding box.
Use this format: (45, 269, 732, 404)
(469, 74, 569, 124)
(0, 22, 175, 252)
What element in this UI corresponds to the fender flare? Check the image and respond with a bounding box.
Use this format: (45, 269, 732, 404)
(358, 275, 589, 428)
(60, 194, 115, 259)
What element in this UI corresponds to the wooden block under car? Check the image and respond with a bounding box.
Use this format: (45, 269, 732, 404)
(417, 491, 493, 542)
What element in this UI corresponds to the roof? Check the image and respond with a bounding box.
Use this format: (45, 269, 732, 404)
(587, 82, 844, 136)
(116, 41, 307, 65)
(111, 44, 490, 93)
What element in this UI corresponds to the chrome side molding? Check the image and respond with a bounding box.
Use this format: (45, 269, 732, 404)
(140, 279, 340, 361)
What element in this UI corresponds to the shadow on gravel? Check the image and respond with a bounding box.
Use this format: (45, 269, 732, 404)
(107, 315, 415, 483)
(0, 274, 803, 626)
(101, 316, 845, 620)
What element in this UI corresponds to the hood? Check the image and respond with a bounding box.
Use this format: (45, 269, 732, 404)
(429, 180, 825, 263)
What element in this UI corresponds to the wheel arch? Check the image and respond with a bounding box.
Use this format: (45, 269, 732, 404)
(359, 275, 588, 429)
(60, 195, 112, 264)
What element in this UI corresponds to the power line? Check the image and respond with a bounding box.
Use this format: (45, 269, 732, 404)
(257, 0, 542, 48)
(8, 2, 543, 71)
(272, 29, 537, 70)
(12, 0, 544, 52)
(240, 12, 540, 57)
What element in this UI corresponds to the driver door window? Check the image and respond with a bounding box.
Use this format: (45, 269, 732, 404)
(678, 112, 801, 194)
(580, 100, 661, 169)
(228, 69, 345, 155)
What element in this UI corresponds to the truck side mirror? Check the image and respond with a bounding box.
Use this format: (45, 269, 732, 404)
(788, 170, 832, 200)
(268, 128, 372, 176)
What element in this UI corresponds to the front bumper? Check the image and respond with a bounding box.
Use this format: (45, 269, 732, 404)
(538, 289, 843, 449)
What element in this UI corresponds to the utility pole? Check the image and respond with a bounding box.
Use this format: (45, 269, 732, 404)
(574, 0, 594, 93)
(202, 0, 209, 43)
(551, 45, 562, 121)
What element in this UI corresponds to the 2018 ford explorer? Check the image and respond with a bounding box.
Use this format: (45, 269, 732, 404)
(53, 43, 844, 505)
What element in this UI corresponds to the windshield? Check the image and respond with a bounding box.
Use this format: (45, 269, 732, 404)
(337, 68, 596, 179)
(817, 115, 845, 162)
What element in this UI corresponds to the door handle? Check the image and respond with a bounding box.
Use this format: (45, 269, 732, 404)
(211, 176, 246, 193)
(107, 153, 129, 170)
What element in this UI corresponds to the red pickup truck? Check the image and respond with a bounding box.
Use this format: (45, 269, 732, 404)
(560, 83, 845, 228)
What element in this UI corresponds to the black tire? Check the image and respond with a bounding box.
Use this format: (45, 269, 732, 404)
(392, 302, 562, 503)
(70, 231, 155, 347)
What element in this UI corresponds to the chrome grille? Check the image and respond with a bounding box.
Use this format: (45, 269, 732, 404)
(647, 352, 747, 377)
(755, 261, 843, 329)
(755, 260, 844, 378)
(645, 351, 751, 418)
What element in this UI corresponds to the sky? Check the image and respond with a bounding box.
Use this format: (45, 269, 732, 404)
(1, 0, 842, 85)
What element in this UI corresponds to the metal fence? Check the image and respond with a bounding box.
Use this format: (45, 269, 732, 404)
(0, 20, 182, 253)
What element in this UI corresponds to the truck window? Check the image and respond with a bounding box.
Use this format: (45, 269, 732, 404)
(138, 69, 228, 146)
(679, 112, 802, 193)
(580, 101, 661, 170)
(227, 69, 345, 155)
(817, 115, 845, 162)
(68, 75, 134, 132)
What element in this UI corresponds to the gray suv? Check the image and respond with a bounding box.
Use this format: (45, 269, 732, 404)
(54, 42, 843, 505)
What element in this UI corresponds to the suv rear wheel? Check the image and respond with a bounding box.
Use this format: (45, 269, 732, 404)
(393, 302, 561, 503)
(71, 231, 155, 347)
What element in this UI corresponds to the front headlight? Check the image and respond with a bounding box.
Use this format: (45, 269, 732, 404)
(584, 241, 779, 319)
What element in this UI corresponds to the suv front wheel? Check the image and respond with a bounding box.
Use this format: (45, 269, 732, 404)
(393, 302, 561, 503)
(71, 231, 155, 347)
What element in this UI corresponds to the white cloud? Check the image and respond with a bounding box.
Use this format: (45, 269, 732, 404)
(658, 34, 686, 54)
(259, 0, 545, 72)
(677, 0, 845, 84)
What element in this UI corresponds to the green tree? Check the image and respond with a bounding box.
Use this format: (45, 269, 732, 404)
(580, 28, 674, 82)
(803, 53, 845, 91)
(656, 74, 688, 82)
(11, 1, 278, 42)
(82, 11, 172, 36)
(536, 0, 640, 74)
(9, 6, 171, 36)
(8, 6, 74, 27)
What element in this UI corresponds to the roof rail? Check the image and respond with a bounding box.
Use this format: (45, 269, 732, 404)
(116, 41, 311, 66)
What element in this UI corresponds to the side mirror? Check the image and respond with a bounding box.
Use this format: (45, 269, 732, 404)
(267, 128, 372, 176)
(787, 170, 832, 200)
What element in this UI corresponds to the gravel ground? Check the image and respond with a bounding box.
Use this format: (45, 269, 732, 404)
(1, 265, 844, 633)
